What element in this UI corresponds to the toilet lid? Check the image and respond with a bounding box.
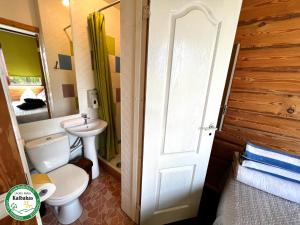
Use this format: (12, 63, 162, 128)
(47, 164, 89, 204)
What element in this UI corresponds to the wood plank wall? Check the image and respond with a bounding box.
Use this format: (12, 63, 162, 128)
(221, 0, 300, 155)
(205, 0, 300, 191)
(0, 72, 38, 225)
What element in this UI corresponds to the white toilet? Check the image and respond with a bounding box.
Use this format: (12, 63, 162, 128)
(25, 133, 89, 224)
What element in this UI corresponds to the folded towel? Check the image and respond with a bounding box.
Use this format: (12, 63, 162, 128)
(243, 143, 300, 173)
(241, 159, 300, 184)
(233, 154, 300, 204)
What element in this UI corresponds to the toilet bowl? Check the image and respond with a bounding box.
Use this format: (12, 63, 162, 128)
(25, 133, 89, 224)
(46, 164, 89, 224)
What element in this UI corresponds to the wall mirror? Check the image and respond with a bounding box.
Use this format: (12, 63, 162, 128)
(0, 0, 78, 124)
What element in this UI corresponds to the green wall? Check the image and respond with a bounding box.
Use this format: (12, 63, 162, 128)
(0, 30, 42, 77)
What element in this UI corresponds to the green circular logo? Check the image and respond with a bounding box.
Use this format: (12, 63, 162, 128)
(5, 184, 40, 221)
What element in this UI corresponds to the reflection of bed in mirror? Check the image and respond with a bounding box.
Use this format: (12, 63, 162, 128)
(0, 1, 79, 124)
(9, 85, 49, 124)
(11, 101, 49, 124)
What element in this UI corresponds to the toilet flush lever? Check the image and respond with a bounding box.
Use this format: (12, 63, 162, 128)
(199, 124, 217, 131)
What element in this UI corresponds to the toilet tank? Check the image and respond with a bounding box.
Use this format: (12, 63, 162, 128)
(25, 133, 70, 173)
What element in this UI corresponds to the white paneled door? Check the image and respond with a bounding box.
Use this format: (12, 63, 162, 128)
(140, 0, 242, 224)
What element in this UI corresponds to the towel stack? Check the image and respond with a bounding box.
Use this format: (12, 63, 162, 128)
(234, 143, 300, 203)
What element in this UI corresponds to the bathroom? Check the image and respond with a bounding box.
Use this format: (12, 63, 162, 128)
(0, 0, 131, 224)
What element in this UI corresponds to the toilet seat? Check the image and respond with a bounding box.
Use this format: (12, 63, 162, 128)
(46, 164, 89, 206)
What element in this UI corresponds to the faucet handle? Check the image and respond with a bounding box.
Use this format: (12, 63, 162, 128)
(81, 113, 88, 118)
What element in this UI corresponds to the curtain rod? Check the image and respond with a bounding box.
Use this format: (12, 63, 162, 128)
(63, 25, 71, 31)
(63, 1, 120, 31)
(98, 0, 120, 12)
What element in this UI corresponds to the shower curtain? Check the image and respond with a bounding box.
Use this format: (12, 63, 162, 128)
(88, 12, 118, 161)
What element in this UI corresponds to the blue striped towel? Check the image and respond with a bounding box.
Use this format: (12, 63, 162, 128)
(242, 143, 300, 173)
(241, 159, 300, 184)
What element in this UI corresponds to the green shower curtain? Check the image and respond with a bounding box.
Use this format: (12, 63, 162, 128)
(88, 12, 118, 161)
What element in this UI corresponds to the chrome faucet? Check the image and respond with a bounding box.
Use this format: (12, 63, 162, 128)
(81, 113, 90, 125)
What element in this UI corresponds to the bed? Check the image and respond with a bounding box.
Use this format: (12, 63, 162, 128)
(213, 175, 300, 225)
(8, 86, 49, 123)
(11, 101, 49, 123)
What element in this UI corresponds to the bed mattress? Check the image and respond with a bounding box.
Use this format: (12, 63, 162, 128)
(213, 177, 300, 225)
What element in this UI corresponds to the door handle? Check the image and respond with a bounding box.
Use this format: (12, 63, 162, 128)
(199, 124, 217, 131)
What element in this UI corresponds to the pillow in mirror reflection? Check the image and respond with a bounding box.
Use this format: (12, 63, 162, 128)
(20, 88, 36, 102)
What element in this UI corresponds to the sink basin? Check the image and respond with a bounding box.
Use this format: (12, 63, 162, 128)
(65, 119, 107, 179)
(66, 119, 107, 137)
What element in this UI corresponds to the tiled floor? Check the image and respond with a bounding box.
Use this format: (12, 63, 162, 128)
(42, 170, 135, 225)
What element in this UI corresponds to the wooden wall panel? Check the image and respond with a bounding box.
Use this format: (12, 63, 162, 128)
(228, 91, 300, 119)
(222, 124, 300, 154)
(236, 17, 300, 48)
(236, 47, 300, 69)
(230, 0, 300, 156)
(239, 0, 300, 23)
(232, 71, 300, 94)
(205, 0, 300, 191)
(225, 109, 300, 141)
(0, 83, 26, 193)
(0, 73, 38, 224)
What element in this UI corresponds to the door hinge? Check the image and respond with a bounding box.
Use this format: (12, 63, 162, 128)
(143, 5, 150, 20)
(222, 104, 228, 115)
(25, 172, 30, 184)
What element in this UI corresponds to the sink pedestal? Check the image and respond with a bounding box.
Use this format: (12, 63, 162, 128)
(63, 119, 107, 179)
(82, 136, 99, 179)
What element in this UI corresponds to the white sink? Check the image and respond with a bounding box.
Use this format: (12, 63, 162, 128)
(65, 119, 107, 179)
(66, 119, 107, 137)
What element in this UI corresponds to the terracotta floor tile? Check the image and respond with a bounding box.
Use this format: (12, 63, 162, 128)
(41, 170, 135, 225)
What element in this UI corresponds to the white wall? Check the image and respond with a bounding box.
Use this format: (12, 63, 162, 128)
(0, 0, 39, 26)
(120, 0, 137, 220)
(19, 114, 79, 140)
(36, 0, 78, 117)
(120, 0, 148, 222)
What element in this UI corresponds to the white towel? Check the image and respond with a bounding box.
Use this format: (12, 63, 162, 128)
(233, 154, 300, 204)
(241, 159, 300, 183)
